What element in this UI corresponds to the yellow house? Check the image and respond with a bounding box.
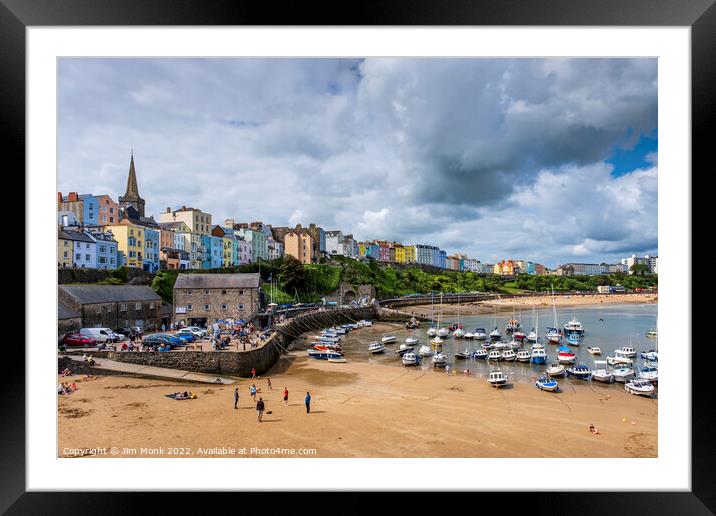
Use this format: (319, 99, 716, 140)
(57, 228, 74, 267)
(105, 220, 145, 268)
(404, 245, 416, 264)
(223, 237, 234, 267)
(394, 243, 406, 263)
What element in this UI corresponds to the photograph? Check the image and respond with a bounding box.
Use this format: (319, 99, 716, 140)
(55, 57, 660, 460)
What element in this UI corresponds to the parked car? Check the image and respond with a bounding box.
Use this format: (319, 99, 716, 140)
(185, 326, 207, 337)
(152, 334, 185, 346)
(60, 332, 97, 347)
(178, 327, 204, 339)
(174, 332, 196, 343)
(79, 328, 116, 343)
(142, 334, 178, 348)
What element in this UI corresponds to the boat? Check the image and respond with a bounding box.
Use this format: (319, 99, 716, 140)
(317, 335, 340, 343)
(473, 349, 488, 360)
(464, 332, 474, 339)
(430, 336, 444, 349)
(566, 364, 592, 380)
(646, 328, 658, 338)
(357, 320, 372, 327)
(615, 346, 637, 358)
(546, 286, 561, 343)
(474, 328, 487, 340)
(546, 362, 566, 377)
(531, 341, 544, 350)
(368, 341, 386, 354)
(535, 375, 559, 392)
(455, 349, 471, 359)
(487, 370, 508, 388)
(644, 360, 658, 369)
(405, 317, 420, 329)
(426, 293, 437, 337)
(438, 328, 450, 338)
(405, 336, 420, 346)
(638, 365, 658, 382)
(505, 308, 521, 332)
(591, 360, 614, 383)
(587, 346, 601, 355)
(516, 349, 531, 362)
(513, 330, 526, 341)
(565, 331, 582, 346)
(432, 352, 448, 367)
(488, 349, 502, 361)
(625, 378, 655, 397)
(531, 347, 547, 365)
(395, 343, 415, 356)
(557, 345, 576, 364)
(381, 335, 397, 344)
(313, 344, 341, 352)
(452, 295, 465, 338)
(427, 326, 438, 337)
(509, 338, 522, 350)
(563, 316, 585, 335)
(418, 345, 433, 357)
(308, 349, 343, 360)
(453, 327, 466, 339)
(490, 327, 502, 341)
(493, 341, 508, 350)
(481, 341, 494, 350)
(526, 329, 538, 343)
(402, 352, 420, 366)
(526, 308, 539, 343)
(607, 355, 633, 367)
(611, 366, 635, 383)
(501, 349, 516, 361)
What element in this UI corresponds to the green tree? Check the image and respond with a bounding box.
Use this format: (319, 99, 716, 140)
(280, 255, 309, 294)
(630, 263, 651, 276)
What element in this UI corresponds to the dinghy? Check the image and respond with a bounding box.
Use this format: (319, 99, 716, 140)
(395, 343, 415, 356)
(587, 346, 601, 355)
(607, 355, 633, 367)
(418, 345, 433, 357)
(625, 378, 655, 397)
(381, 335, 397, 344)
(546, 361, 566, 377)
(405, 336, 420, 346)
(455, 349, 471, 359)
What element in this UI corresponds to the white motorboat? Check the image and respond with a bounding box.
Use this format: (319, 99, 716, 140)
(481, 341, 494, 350)
(531, 342, 544, 350)
(381, 335, 397, 344)
(563, 316, 584, 335)
(405, 336, 420, 346)
(402, 352, 420, 366)
(489, 328, 502, 341)
(368, 341, 385, 354)
(358, 320, 372, 327)
(611, 366, 635, 383)
(546, 286, 561, 343)
(607, 355, 633, 367)
(646, 328, 658, 338)
(516, 349, 531, 362)
(546, 362, 566, 377)
(509, 339, 522, 350)
(557, 346, 576, 364)
(488, 349, 502, 361)
(427, 326, 438, 337)
(395, 343, 415, 356)
(535, 375, 559, 392)
(487, 370, 508, 387)
(638, 365, 658, 382)
(615, 346, 637, 358)
(432, 352, 448, 367)
(587, 346, 602, 355)
(625, 378, 655, 396)
(473, 349, 488, 360)
(455, 349, 471, 359)
(527, 308, 539, 343)
(464, 332, 474, 340)
(591, 360, 613, 383)
(474, 328, 488, 340)
(501, 349, 516, 361)
(566, 364, 592, 381)
(438, 327, 450, 338)
(317, 335, 340, 343)
(640, 350, 658, 362)
(526, 329, 539, 342)
(418, 345, 433, 357)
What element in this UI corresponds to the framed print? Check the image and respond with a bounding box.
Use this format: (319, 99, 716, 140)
(5, 0, 710, 511)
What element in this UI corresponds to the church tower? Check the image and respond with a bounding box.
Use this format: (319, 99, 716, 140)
(118, 151, 146, 218)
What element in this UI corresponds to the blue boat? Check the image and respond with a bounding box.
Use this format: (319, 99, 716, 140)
(566, 363, 592, 380)
(308, 349, 343, 360)
(566, 331, 583, 346)
(531, 347, 547, 364)
(535, 375, 559, 392)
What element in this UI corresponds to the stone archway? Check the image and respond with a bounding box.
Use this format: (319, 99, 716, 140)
(342, 290, 356, 304)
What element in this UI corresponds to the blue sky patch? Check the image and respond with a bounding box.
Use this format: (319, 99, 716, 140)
(607, 133, 657, 176)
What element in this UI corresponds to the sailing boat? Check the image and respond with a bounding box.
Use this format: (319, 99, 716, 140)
(426, 292, 437, 337)
(436, 293, 449, 337)
(489, 305, 502, 340)
(452, 293, 466, 338)
(545, 286, 561, 343)
(513, 308, 526, 341)
(527, 307, 539, 343)
(431, 293, 445, 348)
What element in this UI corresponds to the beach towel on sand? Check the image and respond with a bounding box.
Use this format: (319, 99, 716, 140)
(165, 393, 197, 400)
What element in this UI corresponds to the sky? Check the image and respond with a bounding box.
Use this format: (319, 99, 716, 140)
(58, 58, 658, 268)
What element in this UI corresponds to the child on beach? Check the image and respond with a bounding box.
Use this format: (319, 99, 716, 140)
(256, 397, 265, 422)
(283, 387, 289, 406)
(267, 377, 272, 391)
(250, 384, 257, 401)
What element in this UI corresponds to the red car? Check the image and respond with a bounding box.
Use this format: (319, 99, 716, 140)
(61, 332, 97, 347)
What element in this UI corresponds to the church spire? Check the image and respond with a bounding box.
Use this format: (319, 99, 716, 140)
(125, 150, 140, 197)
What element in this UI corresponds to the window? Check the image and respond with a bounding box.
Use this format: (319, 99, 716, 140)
(187, 290, 192, 296)
(187, 304, 193, 311)
(85, 254, 90, 261)
(204, 304, 210, 311)
(238, 304, 245, 310)
(135, 303, 142, 310)
(204, 289, 209, 295)
(120, 304, 127, 311)
(149, 302, 154, 309)
(239, 290, 243, 295)
(75, 253, 81, 260)
(63, 251, 68, 258)
(221, 304, 227, 310)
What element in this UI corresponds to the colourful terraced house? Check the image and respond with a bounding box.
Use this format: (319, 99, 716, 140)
(105, 219, 145, 269)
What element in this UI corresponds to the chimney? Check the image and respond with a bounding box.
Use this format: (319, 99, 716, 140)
(57, 192, 63, 203)
(68, 192, 79, 202)
(166, 207, 171, 213)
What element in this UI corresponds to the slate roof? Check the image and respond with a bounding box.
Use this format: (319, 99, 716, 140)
(59, 285, 162, 305)
(174, 273, 260, 290)
(58, 228, 95, 243)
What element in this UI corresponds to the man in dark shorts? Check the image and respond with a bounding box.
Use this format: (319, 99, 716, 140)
(233, 387, 239, 409)
(305, 392, 311, 414)
(256, 397, 265, 422)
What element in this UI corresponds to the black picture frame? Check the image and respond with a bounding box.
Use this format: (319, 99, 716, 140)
(4, 0, 707, 512)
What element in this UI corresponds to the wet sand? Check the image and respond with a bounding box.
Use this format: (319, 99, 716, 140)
(58, 348, 657, 458)
(407, 293, 657, 316)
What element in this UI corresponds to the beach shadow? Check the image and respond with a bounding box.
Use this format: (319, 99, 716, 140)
(308, 410, 326, 414)
(260, 419, 283, 423)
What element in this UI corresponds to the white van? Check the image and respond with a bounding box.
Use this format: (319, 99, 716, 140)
(79, 328, 115, 343)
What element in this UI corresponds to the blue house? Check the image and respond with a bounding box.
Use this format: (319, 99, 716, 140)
(142, 227, 161, 273)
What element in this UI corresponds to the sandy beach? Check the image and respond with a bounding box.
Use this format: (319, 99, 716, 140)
(58, 347, 657, 458)
(405, 293, 657, 317)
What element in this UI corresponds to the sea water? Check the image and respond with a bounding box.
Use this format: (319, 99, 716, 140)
(323, 303, 658, 384)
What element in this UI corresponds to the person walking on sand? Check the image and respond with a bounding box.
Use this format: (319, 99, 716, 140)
(267, 377, 272, 391)
(305, 391, 311, 414)
(256, 397, 265, 422)
(234, 387, 239, 409)
(251, 367, 256, 379)
(250, 384, 257, 401)
(283, 387, 289, 406)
